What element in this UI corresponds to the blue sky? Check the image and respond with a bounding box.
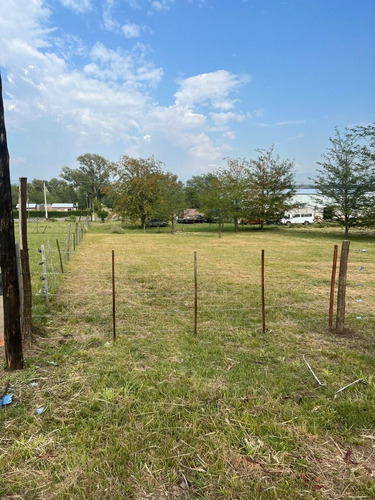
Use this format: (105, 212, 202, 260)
(1, 0, 374, 184)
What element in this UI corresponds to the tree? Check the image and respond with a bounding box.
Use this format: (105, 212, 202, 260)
(0, 73, 24, 370)
(61, 153, 112, 210)
(153, 173, 186, 233)
(194, 173, 229, 238)
(312, 128, 375, 237)
(46, 178, 78, 204)
(107, 156, 165, 230)
(246, 147, 296, 230)
(216, 158, 250, 232)
(27, 179, 46, 204)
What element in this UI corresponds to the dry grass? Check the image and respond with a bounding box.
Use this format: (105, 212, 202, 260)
(1, 223, 374, 499)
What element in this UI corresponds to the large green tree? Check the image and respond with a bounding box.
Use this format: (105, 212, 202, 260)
(192, 173, 229, 237)
(61, 153, 112, 210)
(153, 173, 186, 233)
(246, 147, 296, 230)
(312, 127, 375, 237)
(216, 158, 250, 232)
(107, 156, 165, 230)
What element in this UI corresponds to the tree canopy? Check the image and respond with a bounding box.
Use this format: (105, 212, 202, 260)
(246, 147, 296, 229)
(107, 156, 166, 229)
(312, 127, 375, 237)
(61, 153, 112, 209)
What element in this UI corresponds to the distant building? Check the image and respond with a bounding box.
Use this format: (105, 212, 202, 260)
(50, 203, 77, 212)
(290, 188, 329, 218)
(40, 203, 78, 212)
(15, 203, 38, 210)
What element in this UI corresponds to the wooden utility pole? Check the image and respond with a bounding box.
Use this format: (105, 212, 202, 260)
(19, 177, 32, 346)
(336, 240, 350, 334)
(0, 73, 24, 370)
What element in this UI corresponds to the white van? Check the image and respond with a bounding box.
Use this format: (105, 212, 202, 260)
(281, 212, 315, 225)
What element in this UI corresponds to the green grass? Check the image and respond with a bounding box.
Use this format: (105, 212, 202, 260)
(1, 221, 374, 499)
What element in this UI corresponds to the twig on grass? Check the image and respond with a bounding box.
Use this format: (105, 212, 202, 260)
(334, 379, 363, 398)
(303, 355, 325, 386)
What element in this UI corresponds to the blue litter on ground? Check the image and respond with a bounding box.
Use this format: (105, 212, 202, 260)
(0, 394, 13, 407)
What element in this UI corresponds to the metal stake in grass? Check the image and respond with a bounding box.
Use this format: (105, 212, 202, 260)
(261, 249, 266, 333)
(194, 251, 198, 335)
(112, 249, 116, 341)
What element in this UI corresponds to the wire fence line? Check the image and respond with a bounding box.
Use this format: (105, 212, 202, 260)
(25, 237, 374, 341)
(2, 219, 372, 344)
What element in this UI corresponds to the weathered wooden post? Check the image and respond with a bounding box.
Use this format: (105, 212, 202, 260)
(19, 177, 32, 345)
(0, 73, 24, 369)
(65, 223, 71, 262)
(47, 241, 57, 290)
(0, 273, 3, 348)
(329, 244, 338, 328)
(336, 241, 350, 334)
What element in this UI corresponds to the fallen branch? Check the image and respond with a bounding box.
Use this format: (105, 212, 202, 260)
(303, 355, 325, 386)
(334, 379, 363, 398)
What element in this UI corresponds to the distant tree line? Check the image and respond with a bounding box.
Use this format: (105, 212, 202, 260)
(12, 123, 375, 236)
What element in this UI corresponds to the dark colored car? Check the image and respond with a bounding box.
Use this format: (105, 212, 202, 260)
(147, 219, 168, 227)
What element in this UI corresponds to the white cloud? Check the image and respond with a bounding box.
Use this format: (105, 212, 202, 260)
(122, 23, 141, 38)
(257, 120, 306, 127)
(59, 0, 92, 14)
(210, 111, 247, 127)
(102, 0, 121, 32)
(150, 0, 175, 11)
(175, 70, 248, 110)
(1, 0, 251, 177)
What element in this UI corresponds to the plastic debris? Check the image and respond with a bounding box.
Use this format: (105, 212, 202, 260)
(361, 249, 367, 252)
(356, 299, 363, 303)
(356, 316, 363, 320)
(37, 406, 45, 415)
(30, 382, 39, 388)
(0, 394, 13, 408)
(47, 361, 58, 366)
(357, 283, 364, 287)
(358, 266, 365, 271)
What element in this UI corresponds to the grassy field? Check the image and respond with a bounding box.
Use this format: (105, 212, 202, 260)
(1, 221, 375, 499)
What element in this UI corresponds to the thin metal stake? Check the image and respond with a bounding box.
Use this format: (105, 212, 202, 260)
(261, 249, 266, 333)
(194, 251, 198, 335)
(112, 250, 116, 341)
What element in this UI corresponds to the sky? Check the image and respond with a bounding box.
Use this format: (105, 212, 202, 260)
(1, 0, 374, 185)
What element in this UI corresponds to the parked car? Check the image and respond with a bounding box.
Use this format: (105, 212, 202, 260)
(147, 218, 168, 227)
(177, 216, 195, 224)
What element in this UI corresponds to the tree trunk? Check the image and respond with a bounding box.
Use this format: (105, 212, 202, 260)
(0, 74, 24, 370)
(234, 217, 238, 233)
(344, 216, 349, 238)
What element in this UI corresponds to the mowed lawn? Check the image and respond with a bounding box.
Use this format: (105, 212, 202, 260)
(1, 223, 375, 499)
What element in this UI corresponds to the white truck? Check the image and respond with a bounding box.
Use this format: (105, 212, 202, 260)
(281, 212, 315, 225)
